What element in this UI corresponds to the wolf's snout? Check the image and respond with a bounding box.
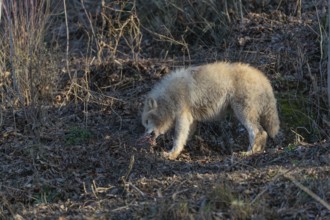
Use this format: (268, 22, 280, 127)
(137, 131, 156, 146)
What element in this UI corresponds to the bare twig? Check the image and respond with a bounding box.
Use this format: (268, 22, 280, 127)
(91, 180, 99, 199)
(128, 182, 145, 197)
(284, 173, 330, 211)
(252, 167, 330, 212)
(295, 0, 302, 19)
(63, 0, 70, 78)
(0, 0, 3, 22)
(238, 0, 243, 27)
(251, 168, 294, 204)
(123, 155, 135, 181)
(223, 0, 230, 23)
(328, 0, 330, 109)
(80, 0, 100, 62)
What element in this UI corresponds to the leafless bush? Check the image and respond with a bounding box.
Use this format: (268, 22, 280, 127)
(136, 0, 234, 51)
(60, 0, 142, 63)
(0, 0, 59, 135)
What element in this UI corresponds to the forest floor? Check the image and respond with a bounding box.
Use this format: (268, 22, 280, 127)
(1, 1, 330, 219)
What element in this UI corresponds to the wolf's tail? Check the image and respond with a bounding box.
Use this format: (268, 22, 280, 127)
(262, 101, 280, 139)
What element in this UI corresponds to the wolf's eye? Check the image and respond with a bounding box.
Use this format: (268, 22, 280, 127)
(145, 120, 149, 125)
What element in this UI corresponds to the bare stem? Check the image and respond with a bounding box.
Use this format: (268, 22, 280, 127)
(63, 0, 70, 78)
(328, 0, 330, 110)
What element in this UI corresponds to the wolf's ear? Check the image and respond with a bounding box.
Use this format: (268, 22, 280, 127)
(147, 97, 157, 109)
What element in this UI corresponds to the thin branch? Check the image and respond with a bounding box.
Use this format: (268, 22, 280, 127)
(328, 0, 330, 110)
(63, 0, 70, 78)
(284, 173, 330, 211)
(0, 0, 2, 22)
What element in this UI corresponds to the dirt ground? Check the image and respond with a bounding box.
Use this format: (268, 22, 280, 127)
(1, 1, 330, 219)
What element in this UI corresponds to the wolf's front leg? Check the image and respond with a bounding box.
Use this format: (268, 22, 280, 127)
(163, 112, 193, 160)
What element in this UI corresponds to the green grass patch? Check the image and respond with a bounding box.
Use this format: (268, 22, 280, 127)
(278, 92, 321, 142)
(65, 127, 93, 145)
(32, 186, 62, 205)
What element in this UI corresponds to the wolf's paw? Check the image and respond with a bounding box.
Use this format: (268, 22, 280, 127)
(243, 147, 265, 157)
(162, 151, 178, 160)
(253, 131, 267, 152)
(242, 150, 253, 157)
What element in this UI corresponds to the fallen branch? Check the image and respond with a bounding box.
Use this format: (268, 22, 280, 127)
(284, 173, 330, 211)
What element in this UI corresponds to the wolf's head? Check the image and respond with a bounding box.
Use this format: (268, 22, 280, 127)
(141, 96, 173, 142)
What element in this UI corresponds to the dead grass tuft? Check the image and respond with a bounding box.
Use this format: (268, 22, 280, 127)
(0, 0, 60, 139)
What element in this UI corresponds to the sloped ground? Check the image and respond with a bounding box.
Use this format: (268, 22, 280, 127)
(1, 1, 330, 220)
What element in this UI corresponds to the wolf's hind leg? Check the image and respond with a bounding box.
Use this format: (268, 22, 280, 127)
(163, 112, 193, 160)
(187, 121, 197, 141)
(232, 106, 266, 154)
(243, 121, 267, 154)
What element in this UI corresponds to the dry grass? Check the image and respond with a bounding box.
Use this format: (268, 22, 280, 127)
(0, 0, 60, 139)
(0, 0, 329, 219)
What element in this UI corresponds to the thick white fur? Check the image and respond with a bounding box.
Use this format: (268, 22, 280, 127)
(142, 62, 280, 160)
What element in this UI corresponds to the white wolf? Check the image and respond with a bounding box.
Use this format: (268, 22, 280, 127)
(140, 62, 280, 160)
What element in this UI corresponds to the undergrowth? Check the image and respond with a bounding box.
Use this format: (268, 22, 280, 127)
(0, 0, 328, 141)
